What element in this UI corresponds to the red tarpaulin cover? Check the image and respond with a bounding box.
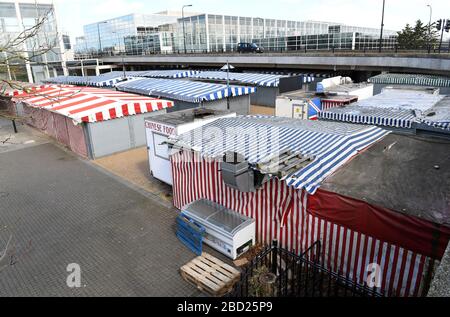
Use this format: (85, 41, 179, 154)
(308, 189, 450, 259)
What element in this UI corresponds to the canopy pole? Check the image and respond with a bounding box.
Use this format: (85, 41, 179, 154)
(226, 60, 230, 110)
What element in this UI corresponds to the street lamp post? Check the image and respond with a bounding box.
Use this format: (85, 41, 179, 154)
(182, 4, 193, 54)
(427, 5, 433, 52)
(112, 31, 121, 54)
(97, 21, 108, 55)
(379, 0, 386, 53)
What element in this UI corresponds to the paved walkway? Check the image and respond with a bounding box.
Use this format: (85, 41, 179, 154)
(0, 118, 49, 154)
(93, 147, 173, 205)
(0, 141, 202, 296)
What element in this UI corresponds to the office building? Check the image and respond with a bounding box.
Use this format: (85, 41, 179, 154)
(81, 13, 182, 55)
(253, 32, 398, 52)
(176, 14, 398, 53)
(74, 11, 398, 56)
(0, 0, 69, 83)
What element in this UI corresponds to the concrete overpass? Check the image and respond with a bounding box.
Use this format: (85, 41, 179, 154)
(100, 52, 450, 76)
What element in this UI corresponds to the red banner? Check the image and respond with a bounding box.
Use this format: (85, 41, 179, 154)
(307, 189, 450, 259)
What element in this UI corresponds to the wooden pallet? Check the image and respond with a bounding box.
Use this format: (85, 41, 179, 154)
(180, 253, 241, 297)
(257, 149, 314, 178)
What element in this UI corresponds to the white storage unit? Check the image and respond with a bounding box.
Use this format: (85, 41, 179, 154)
(145, 109, 236, 185)
(317, 76, 374, 101)
(276, 91, 322, 120)
(182, 199, 256, 260)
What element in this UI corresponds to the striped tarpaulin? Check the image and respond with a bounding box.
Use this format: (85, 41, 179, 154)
(244, 70, 328, 84)
(171, 151, 432, 297)
(116, 78, 256, 103)
(419, 120, 450, 131)
(320, 108, 416, 129)
(189, 71, 287, 87)
(13, 86, 173, 123)
(171, 116, 389, 194)
(45, 72, 134, 87)
(369, 73, 450, 88)
(0, 84, 65, 97)
(126, 70, 200, 79)
(322, 96, 359, 110)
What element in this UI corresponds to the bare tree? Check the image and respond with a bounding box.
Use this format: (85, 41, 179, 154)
(0, 4, 83, 142)
(0, 6, 59, 92)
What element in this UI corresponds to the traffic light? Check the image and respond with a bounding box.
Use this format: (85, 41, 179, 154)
(436, 19, 442, 31)
(445, 19, 450, 32)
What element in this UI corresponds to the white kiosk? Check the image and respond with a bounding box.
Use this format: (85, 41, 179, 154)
(145, 109, 236, 185)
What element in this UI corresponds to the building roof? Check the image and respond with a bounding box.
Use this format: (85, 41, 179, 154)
(12, 86, 173, 123)
(126, 70, 199, 79)
(145, 108, 234, 126)
(320, 89, 446, 130)
(321, 95, 359, 103)
(115, 78, 256, 103)
(324, 82, 373, 94)
(370, 73, 450, 88)
(189, 71, 288, 87)
(418, 96, 450, 131)
(321, 134, 450, 225)
(278, 90, 358, 103)
(170, 115, 389, 194)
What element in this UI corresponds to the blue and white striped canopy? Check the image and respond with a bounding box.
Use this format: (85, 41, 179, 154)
(126, 70, 199, 79)
(45, 72, 131, 87)
(171, 116, 389, 194)
(369, 73, 450, 88)
(115, 78, 256, 103)
(319, 90, 445, 129)
(320, 106, 416, 129)
(189, 71, 287, 87)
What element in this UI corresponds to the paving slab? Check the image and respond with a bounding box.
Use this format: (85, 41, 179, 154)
(0, 143, 202, 297)
(0, 118, 49, 154)
(93, 147, 173, 204)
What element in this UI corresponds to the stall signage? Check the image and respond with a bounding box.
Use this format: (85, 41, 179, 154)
(146, 122, 176, 136)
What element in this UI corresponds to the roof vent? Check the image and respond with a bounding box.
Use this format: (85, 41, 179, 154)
(221, 152, 256, 193)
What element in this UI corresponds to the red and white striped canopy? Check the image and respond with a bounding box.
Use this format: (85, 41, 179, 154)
(1, 83, 59, 97)
(13, 86, 174, 124)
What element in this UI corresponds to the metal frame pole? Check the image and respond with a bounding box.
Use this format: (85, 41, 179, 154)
(379, 0, 386, 53)
(427, 5, 432, 53)
(182, 5, 192, 54)
(439, 19, 445, 53)
(97, 23, 102, 54)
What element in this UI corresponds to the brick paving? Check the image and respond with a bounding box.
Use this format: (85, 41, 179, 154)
(93, 147, 173, 205)
(0, 143, 202, 297)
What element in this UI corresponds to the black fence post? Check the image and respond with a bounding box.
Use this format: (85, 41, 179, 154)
(12, 119, 18, 133)
(271, 240, 278, 274)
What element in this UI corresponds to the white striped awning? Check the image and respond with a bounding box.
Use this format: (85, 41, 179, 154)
(45, 72, 133, 87)
(320, 107, 416, 129)
(319, 90, 445, 129)
(170, 116, 389, 194)
(126, 70, 199, 79)
(189, 71, 287, 87)
(115, 78, 256, 103)
(12, 86, 173, 124)
(369, 73, 450, 88)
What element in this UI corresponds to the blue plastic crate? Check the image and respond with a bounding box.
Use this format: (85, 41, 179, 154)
(176, 214, 205, 256)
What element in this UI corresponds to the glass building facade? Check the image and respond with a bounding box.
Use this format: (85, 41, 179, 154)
(80, 13, 178, 55)
(253, 32, 398, 52)
(0, 0, 67, 82)
(175, 15, 398, 53)
(74, 12, 399, 56)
